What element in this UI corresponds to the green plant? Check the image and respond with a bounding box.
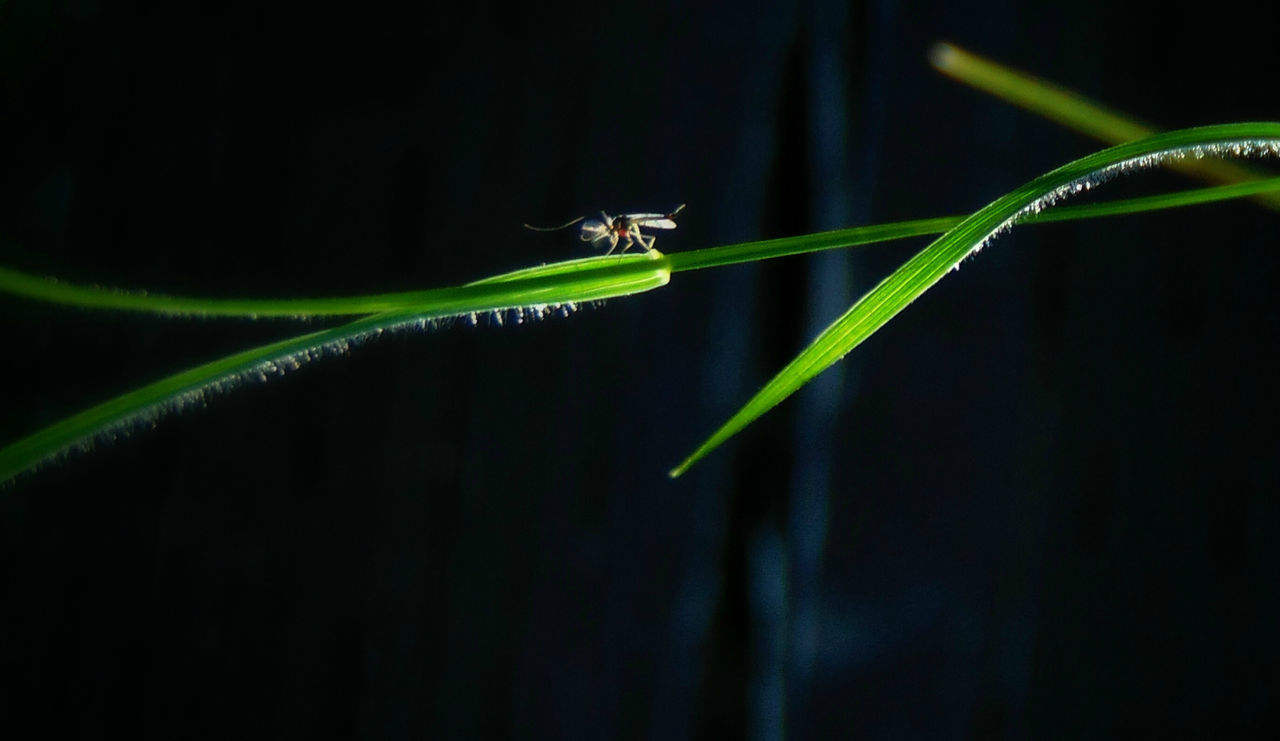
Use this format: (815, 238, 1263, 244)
(3, 47, 1278, 484)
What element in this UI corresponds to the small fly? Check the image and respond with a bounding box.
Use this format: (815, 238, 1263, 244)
(525, 204, 686, 255)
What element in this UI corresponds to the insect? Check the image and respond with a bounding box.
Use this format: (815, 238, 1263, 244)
(524, 204, 686, 255)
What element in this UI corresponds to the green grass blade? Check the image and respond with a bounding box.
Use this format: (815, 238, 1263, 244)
(0, 253, 670, 483)
(10, 176, 1280, 318)
(0, 252, 670, 318)
(669, 124, 1280, 477)
(929, 42, 1280, 211)
(665, 176, 1280, 273)
(665, 217, 963, 272)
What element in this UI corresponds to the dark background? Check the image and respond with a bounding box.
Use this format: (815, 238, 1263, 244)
(2, 1, 1278, 738)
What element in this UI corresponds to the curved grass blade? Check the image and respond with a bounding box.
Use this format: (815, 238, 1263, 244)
(0, 251, 669, 318)
(662, 176, 1280, 274)
(670, 123, 1280, 477)
(9, 176, 1280, 317)
(0, 252, 670, 484)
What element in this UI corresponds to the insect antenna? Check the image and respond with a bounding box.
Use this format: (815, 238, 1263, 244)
(523, 216, 587, 232)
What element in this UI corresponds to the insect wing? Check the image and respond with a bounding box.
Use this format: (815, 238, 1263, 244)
(628, 214, 679, 230)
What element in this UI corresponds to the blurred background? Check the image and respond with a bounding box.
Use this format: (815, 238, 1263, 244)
(2, 0, 1279, 738)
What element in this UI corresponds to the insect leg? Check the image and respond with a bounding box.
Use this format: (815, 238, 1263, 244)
(625, 224, 655, 253)
(594, 232, 615, 253)
(611, 231, 634, 255)
(603, 231, 622, 255)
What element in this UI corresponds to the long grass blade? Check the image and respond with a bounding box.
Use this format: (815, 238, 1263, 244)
(0, 252, 670, 318)
(670, 124, 1280, 477)
(8, 177, 1280, 317)
(0, 253, 670, 483)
